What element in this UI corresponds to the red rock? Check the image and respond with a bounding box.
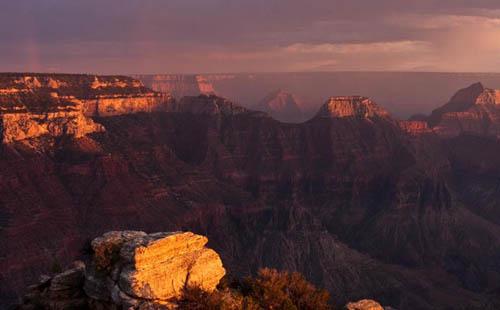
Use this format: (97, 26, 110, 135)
(171, 94, 249, 116)
(0, 73, 173, 143)
(134, 74, 216, 99)
(314, 96, 390, 119)
(254, 89, 305, 122)
(345, 299, 384, 310)
(398, 120, 431, 135)
(429, 82, 500, 137)
(18, 231, 225, 309)
(2, 84, 500, 310)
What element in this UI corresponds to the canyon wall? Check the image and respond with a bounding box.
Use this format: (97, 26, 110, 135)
(0, 74, 172, 143)
(134, 74, 215, 99)
(429, 83, 500, 137)
(2, 78, 500, 309)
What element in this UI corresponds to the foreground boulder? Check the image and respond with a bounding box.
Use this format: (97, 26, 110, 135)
(20, 262, 87, 310)
(86, 230, 226, 307)
(19, 231, 225, 309)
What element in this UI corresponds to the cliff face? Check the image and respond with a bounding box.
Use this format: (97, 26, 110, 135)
(315, 96, 391, 119)
(398, 120, 431, 135)
(0, 74, 172, 143)
(0, 105, 105, 143)
(135, 74, 216, 99)
(172, 94, 251, 116)
(2, 89, 500, 309)
(429, 82, 500, 137)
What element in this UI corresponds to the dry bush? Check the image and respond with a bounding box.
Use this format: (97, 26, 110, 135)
(175, 268, 331, 310)
(175, 285, 259, 310)
(245, 268, 331, 310)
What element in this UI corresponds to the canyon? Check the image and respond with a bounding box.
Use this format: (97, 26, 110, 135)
(137, 72, 500, 121)
(2, 74, 500, 309)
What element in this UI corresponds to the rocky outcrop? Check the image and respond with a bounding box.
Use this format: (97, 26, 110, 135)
(0, 73, 172, 143)
(254, 89, 305, 122)
(20, 262, 87, 310)
(398, 120, 431, 135)
(171, 94, 250, 116)
(0, 90, 105, 143)
(345, 299, 385, 310)
(314, 96, 390, 119)
(81, 93, 171, 118)
(135, 74, 216, 99)
(19, 231, 225, 309)
(429, 82, 500, 137)
(0, 103, 105, 143)
(87, 231, 225, 306)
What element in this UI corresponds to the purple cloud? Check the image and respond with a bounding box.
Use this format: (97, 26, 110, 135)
(1, 0, 499, 73)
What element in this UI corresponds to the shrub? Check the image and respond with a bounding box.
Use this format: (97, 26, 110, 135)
(245, 268, 331, 310)
(176, 286, 257, 310)
(175, 268, 331, 309)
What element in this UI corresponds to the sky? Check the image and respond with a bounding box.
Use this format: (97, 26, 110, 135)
(1, 0, 500, 74)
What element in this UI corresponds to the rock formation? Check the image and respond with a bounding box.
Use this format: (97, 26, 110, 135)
(398, 120, 431, 135)
(428, 82, 500, 137)
(0, 73, 172, 143)
(135, 74, 216, 99)
(0, 90, 105, 143)
(171, 94, 250, 116)
(314, 96, 390, 119)
(345, 299, 384, 310)
(3, 82, 500, 309)
(19, 231, 225, 309)
(0, 104, 105, 143)
(254, 89, 305, 122)
(20, 262, 87, 310)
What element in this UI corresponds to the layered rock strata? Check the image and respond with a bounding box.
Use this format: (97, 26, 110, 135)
(315, 96, 390, 119)
(172, 94, 250, 116)
(134, 74, 216, 99)
(19, 231, 225, 309)
(345, 299, 385, 310)
(3, 87, 500, 309)
(398, 120, 431, 135)
(0, 74, 172, 143)
(429, 82, 500, 137)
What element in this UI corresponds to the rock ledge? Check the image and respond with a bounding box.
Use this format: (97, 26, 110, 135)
(19, 231, 226, 309)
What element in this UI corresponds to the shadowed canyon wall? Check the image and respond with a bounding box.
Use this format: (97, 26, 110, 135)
(2, 74, 500, 309)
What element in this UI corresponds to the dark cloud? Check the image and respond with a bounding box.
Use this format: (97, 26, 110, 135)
(1, 0, 499, 73)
